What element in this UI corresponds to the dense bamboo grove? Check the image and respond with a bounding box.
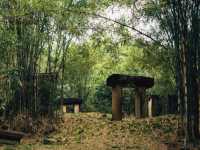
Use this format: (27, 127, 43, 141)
(0, 0, 94, 117)
(143, 0, 200, 142)
(0, 0, 199, 147)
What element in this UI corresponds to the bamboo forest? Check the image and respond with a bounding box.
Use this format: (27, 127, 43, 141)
(0, 0, 200, 150)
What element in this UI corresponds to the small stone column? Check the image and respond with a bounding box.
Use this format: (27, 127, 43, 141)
(112, 85, 122, 121)
(148, 97, 152, 117)
(135, 87, 145, 118)
(63, 105, 67, 113)
(74, 104, 80, 113)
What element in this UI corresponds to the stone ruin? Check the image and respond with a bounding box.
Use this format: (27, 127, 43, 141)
(107, 74, 154, 121)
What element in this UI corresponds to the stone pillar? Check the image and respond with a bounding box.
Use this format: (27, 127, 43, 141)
(112, 85, 122, 121)
(63, 105, 67, 113)
(74, 104, 80, 113)
(135, 87, 145, 118)
(148, 97, 152, 117)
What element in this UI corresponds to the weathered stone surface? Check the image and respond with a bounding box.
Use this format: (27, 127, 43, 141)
(112, 86, 122, 121)
(107, 74, 154, 120)
(107, 74, 154, 88)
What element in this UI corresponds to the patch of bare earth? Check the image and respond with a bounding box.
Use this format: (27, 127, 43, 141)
(1, 113, 179, 150)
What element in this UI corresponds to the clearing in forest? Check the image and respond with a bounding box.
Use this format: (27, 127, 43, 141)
(1, 113, 178, 150)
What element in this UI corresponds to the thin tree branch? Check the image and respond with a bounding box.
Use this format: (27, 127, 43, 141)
(65, 9, 169, 50)
(0, 7, 169, 50)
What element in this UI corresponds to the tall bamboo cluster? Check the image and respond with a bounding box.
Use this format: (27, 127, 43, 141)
(143, 0, 200, 143)
(166, 0, 200, 142)
(0, 0, 73, 119)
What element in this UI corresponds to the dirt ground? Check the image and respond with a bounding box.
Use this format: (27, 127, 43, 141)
(0, 113, 179, 150)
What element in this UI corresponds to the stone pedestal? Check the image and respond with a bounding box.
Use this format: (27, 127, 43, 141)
(148, 97, 153, 117)
(74, 104, 80, 113)
(107, 74, 154, 120)
(112, 86, 122, 121)
(135, 87, 145, 118)
(148, 95, 161, 117)
(63, 105, 67, 113)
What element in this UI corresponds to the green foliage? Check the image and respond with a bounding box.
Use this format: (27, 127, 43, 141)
(92, 83, 112, 113)
(0, 0, 107, 116)
(63, 43, 96, 101)
(0, 69, 21, 114)
(0, 0, 177, 115)
(38, 79, 58, 114)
